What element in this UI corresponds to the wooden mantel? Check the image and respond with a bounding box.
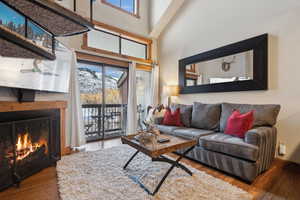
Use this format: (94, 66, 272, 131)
(0, 101, 69, 156)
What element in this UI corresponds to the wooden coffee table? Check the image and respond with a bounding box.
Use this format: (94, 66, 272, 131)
(121, 133, 197, 195)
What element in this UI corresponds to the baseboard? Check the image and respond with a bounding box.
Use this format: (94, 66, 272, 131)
(61, 147, 72, 156)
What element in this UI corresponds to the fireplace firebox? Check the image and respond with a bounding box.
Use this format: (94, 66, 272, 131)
(0, 109, 61, 191)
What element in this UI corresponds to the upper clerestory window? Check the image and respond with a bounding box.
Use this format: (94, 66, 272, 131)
(102, 0, 139, 18)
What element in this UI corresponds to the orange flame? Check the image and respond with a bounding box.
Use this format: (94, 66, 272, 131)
(15, 133, 47, 161)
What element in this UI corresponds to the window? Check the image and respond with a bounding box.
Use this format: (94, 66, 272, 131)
(27, 21, 53, 51)
(88, 29, 120, 54)
(0, 1, 25, 36)
(82, 21, 152, 63)
(121, 38, 146, 59)
(77, 61, 128, 141)
(86, 28, 147, 59)
(102, 0, 139, 17)
(76, 53, 153, 134)
(0, 1, 53, 53)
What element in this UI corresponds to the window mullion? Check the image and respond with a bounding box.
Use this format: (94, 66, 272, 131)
(119, 36, 122, 55)
(133, 0, 135, 14)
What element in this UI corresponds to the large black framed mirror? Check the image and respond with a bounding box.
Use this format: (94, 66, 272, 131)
(179, 34, 268, 94)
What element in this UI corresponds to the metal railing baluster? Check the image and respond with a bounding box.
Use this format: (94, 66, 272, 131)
(82, 104, 128, 142)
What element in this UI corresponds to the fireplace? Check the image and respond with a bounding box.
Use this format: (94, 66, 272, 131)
(0, 109, 61, 191)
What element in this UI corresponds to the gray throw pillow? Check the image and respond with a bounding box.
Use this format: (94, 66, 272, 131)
(191, 102, 221, 130)
(170, 103, 193, 127)
(220, 103, 281, 132)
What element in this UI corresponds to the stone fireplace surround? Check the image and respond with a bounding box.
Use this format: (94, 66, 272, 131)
(0, 101, 67, 191)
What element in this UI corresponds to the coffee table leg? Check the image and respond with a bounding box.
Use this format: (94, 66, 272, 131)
(123, 150, 139, 170)
(124, 146, 195, 196)
(152, 156, 193, 176)
(151, 146, 195, 195)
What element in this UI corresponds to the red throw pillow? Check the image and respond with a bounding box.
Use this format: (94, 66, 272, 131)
(225, 110, 254, 138)
(162, 108, 183, 126)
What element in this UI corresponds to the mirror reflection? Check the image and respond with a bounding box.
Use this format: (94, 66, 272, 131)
(185, 50, 254, 86)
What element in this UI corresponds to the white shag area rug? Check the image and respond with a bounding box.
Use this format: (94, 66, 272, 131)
(57, 145, 252, 200)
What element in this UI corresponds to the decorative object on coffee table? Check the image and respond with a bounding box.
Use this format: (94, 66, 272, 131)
(144, 104, 165, 129)
(134, 131, 157, 145)
(121, 133, 197, 195)
(134, 123, 161, 143)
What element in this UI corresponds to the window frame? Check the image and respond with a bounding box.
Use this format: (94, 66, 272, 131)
(0, 1, 55, 54)
(120, 36, 147, 60)
(76, 52, 153, 72)
(82, 20, 152, 64)
(101, 0, 140, 18)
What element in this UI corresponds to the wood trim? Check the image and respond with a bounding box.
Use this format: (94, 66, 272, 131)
(0, 101, 68, 156)
(77, 51, 152, 71)
(148, 41, 152, 60)
(60, 107, 68, 156)
(136, 63, 152, 71)
(186, 64, 196, 73)
(0, 101, 67, 112)
(76, 51, 129, 67)
(101, 0, 140, 19)
(83, 32, 87, 44)
(82, 42, 152, 64)
(62, 147, 72, 155)
(185, 73, 198, 80)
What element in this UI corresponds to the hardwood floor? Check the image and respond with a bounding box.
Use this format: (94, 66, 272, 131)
(1, 138, 299, 200)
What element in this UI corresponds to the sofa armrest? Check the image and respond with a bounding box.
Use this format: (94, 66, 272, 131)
(245, 127, 276, 146)
(245, 126, 277, 173)
(154, 117, 164, 125)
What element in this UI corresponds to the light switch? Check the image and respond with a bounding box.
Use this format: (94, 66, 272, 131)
(279, 143, 286, 155)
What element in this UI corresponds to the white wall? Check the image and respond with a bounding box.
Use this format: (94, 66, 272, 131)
(149, 0, 172, 30)
(158, 0, 300, 163)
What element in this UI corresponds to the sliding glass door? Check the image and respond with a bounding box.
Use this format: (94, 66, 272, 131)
(77, 61, 128, 142)
(103, 66, 128, 139)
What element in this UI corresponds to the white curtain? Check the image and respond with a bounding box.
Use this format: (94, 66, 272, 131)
(69, 51, 85, 148)
(126, 62, 138, 135)
(150, 64, 159, 106)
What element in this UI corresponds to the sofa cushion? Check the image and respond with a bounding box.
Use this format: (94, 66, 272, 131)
(170, 103, 193, 127)
(224, 110, 254, 138)
(155, 125, 182, 134)
(199, 133, 259, 161)
(191, 102, 221, 130)
(162, 108, 183, 126)
(220, 103, 281, 132)
(171, 128, 215, 141)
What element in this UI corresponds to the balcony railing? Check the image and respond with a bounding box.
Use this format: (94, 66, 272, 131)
(82, 104, 127, 142)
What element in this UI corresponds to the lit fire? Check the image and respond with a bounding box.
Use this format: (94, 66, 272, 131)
(15, 133, 47, 161)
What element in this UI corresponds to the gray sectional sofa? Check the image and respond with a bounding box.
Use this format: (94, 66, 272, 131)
(154, 102, 281, 182)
